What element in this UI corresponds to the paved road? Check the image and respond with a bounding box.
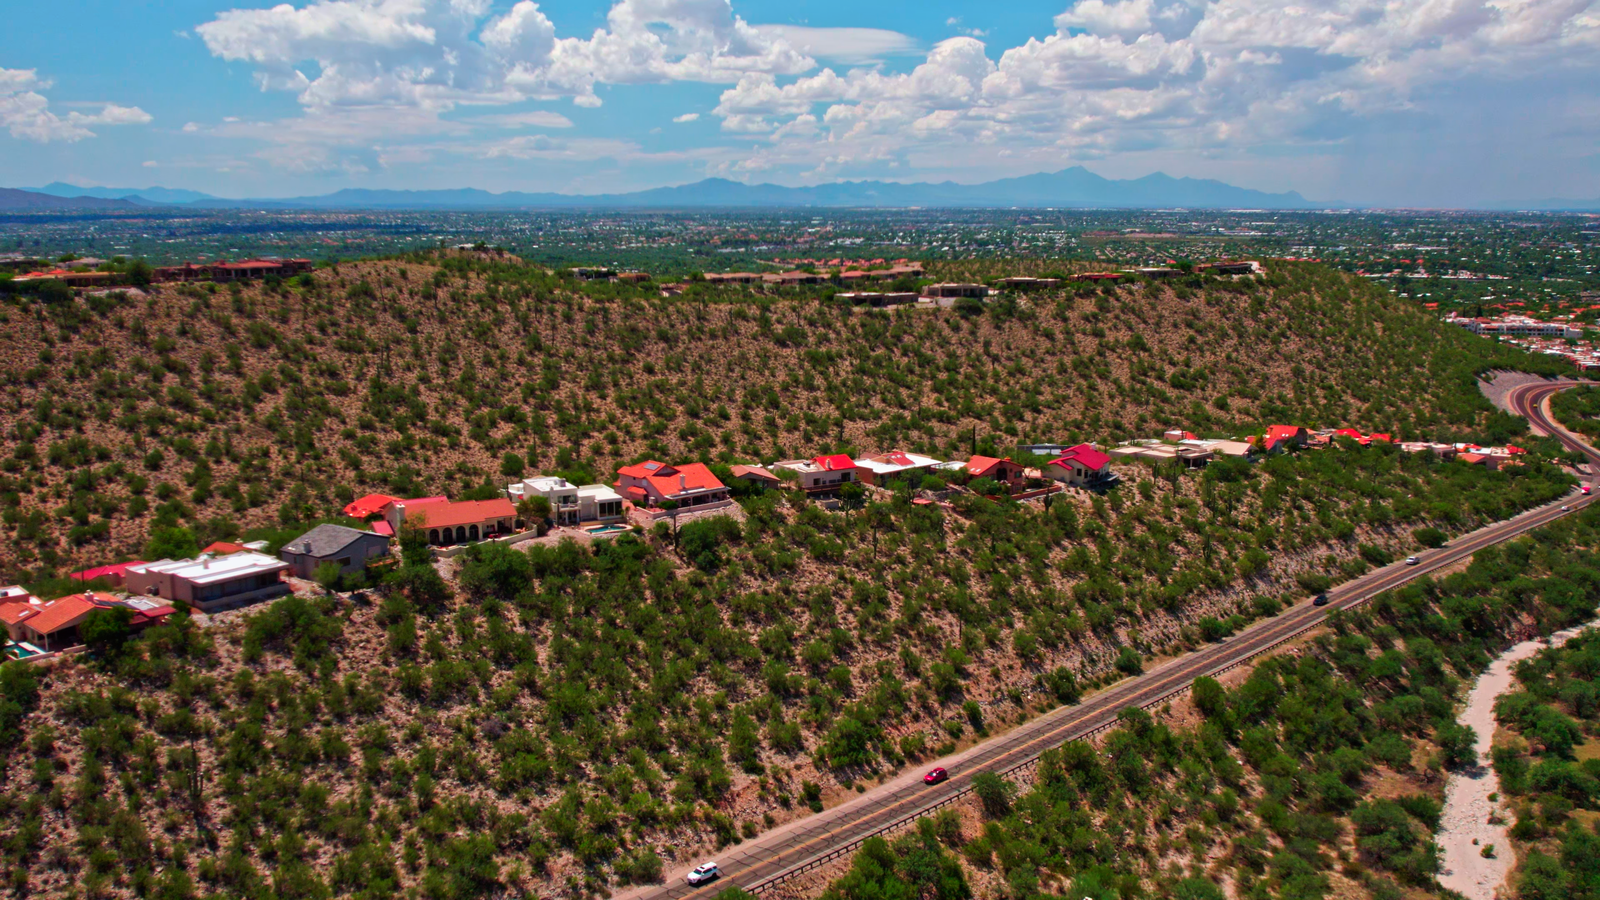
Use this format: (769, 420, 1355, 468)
(1507, 380, 1600, 467)
(626, 398, 1597, 900)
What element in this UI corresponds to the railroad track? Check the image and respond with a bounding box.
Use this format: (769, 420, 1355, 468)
(623, 383, 1599, 900)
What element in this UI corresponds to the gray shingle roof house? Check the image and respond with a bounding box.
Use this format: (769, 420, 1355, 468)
(279, 525, 391, 579)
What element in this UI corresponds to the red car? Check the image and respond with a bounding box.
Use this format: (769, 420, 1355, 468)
(923, 768, 948, 785)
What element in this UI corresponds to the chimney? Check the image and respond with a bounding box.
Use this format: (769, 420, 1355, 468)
(302, 540, 312, 554)
(202, 557, 210, 570)
(679, 473, 686, 492)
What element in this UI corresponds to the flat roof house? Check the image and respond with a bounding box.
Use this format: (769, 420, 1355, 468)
(125, 552, 291, 613)
(279, 524, 392, 579)
(386, 497, 518, 546)
(772, 454, 859, 495)
(763, 271, 824, 286)
(616, 461, 731, 510)
(576, 485, 626, 523)
(509, 475, 582, 525)
(996, 277, 1061, 289)
(1197, 260, 1263, 276)
(922, 283, 989, 299)
(854, 451, 942, 486)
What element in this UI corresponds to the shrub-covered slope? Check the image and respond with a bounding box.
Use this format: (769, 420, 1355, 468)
(779, 509, 1600, 900)
(0, 256, 1580, 900)
(0, 256, 1562, 578)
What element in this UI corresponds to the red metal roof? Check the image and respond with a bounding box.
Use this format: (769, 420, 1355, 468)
(1051, 444, 1110, 471)
(815, 454, 856, 472)
(344, 493, 400, 519)
(69, 561, 146, 582)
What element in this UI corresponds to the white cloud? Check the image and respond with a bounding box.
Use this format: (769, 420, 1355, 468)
(702, 0, 1600, 183)
(673, 112, 700, 122)
(184, 0, 1600, 190)
(0, 68, 152, 142)
(469, 110, 574, 128)
(751, 25, 919, 64)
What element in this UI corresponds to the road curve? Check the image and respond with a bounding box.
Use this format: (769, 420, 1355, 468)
(624, 399, 1596, 900)
(1506, 380, 1600, 468)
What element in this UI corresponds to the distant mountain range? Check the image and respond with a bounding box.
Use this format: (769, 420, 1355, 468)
(7, 171, 1599, 212)
(0, 188, 141, 211)
(8, 168, 1315, 211)
(25, 182, 220, 205)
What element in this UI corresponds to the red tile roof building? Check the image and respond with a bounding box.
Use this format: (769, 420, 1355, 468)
(965, 456, 1027, 485)
(13, 593, 177, 652)
(616, 461, 731, 509)
(387, 498, 517, 546)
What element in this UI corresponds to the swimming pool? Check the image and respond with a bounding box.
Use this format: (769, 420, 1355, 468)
(585, 524, 632, 535)
(4, 641, 44, 661)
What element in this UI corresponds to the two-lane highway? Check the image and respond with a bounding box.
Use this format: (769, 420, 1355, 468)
(622, 387, 1598, 900)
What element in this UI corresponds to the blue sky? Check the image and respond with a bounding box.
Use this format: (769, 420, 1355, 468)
(4, 0, 1600, 205)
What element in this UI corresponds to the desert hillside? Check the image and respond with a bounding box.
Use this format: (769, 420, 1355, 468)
(0, 255, 1579, 900)
(0, 256, 1556, 578)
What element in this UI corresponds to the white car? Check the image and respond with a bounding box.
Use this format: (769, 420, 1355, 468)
(1405, 556, 1419, 566)
(687, 863, 720, 885)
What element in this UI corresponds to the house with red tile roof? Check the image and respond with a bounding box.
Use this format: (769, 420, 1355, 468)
(964, 456, 1027, 487)
(1044, 445, 1113, 486)
(385, 497, 518, 546)
(0, 588, 43, 643)
(14, 593, 177, 652)
(616, 461, 732, 509)
(729, 465, 781, 488)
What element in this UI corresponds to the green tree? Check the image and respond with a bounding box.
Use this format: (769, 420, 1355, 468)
(312, 561, 344, 592)
(145, 525, 200, 560)
(971, 771, 1013, 818)
(387, 564, 452, 617)
(500, 452, 525, 478)
(82, 607, 135, 658)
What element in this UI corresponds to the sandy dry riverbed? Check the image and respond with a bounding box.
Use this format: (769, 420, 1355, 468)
(1436, 620, 1599, 899)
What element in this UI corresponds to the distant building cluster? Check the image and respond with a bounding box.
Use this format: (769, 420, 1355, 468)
(1444, 312, 1599, 370)
(153, 258, 314, 283)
